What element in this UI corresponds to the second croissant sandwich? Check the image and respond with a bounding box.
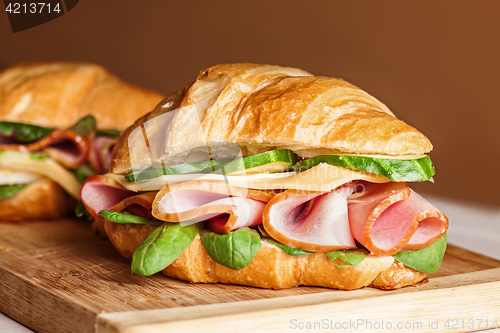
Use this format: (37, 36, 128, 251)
(0, 62, 164, 221)
(81, 63, 448, 290)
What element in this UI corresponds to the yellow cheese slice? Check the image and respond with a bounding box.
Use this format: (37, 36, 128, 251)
(106, 171, 297, 192)
(108, 163, 390, 192)
(330, 153, 428, 160)
(0, 151, 81, 200)
(211, 163, 391, 192)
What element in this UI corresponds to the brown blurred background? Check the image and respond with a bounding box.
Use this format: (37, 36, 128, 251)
(1, 0, 499, 206)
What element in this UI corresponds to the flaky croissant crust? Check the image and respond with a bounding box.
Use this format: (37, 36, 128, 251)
(110, 63, 432, 174)
(0, 61, 164, 130)
(105, 221, 428, 290)
(0, 178, 76, 221)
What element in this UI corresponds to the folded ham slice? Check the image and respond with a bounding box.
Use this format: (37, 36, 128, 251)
(81, 175, 157, 219)
(152, 180, 274, 233)
(0, 129, 89, 169)
(348, 181, 448, 255)
(88, 134, 119, 174)
(262, 183, 357, 252)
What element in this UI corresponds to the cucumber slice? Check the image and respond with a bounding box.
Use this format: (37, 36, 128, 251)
(0, 184, 28, 199)
(215, 149, 298, 175)
(293, 154, 435, 182)
(125, 149, 298, 182)
(125, 159, 231, 182)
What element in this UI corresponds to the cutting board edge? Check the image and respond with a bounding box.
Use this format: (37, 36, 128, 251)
(96, 267, 500, 333)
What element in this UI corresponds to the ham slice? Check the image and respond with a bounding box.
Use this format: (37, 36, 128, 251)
(348, 181, 448, 255)
(88, 134, 119, 174)
(0, 130, 89, 169)
(262, 183, 357, 252)
(81, 175, 157, 219)
(152, 180, 274, 233)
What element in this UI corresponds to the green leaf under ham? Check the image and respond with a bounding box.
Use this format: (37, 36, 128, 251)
(98, 210, 162, 226)
(69, 115, 96, 138)
(326, 249, 369, 268)
(0, 184, 28, 199)
(393, 233, 447, 273)
(0, 121, 53, 143)
(200, 227, 261, 270)
(131, 222, 202, 276)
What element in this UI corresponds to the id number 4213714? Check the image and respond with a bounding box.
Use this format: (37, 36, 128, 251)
(5, 2, 61, 14)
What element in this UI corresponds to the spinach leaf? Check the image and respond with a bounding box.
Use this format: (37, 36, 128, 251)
(75, 201, 89, 218)
(0, 184, 28, 199)
(98, 210, 163, 226)
(72, 164, 96, 183)
(0, 121, 53, 143)
(257, 224, 269, 237)
(69, 115, 96, 137)
(393, 234, 447, 273)
(132, 222, 202, 276)
(266, 239, 313, 256)
(200, 227, 261, 270)
(326, 249, 368, 268)
(96, 129, 121, 138)
(29, 153, 49, 161)
(257, 225, 312, 256)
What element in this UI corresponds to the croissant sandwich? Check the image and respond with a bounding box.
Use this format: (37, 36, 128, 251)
(81, 63, 448, 290)
(0, 62, 164, 221)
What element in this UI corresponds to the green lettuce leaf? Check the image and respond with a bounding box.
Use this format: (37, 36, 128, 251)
(200, 227, 261, 270)
(29, 153, 49, 160)
(98, 210, 162, 226)
(266, 239, 313, 256)
(96, 129, 121, 138)
(72, 164, 96, 183)
(0, 184, 28, 199)
(69, 115, 96, 137)
(326, 249, 369, 268)
(0, 121, 53, 143)
(132, 222, 202, 276)
(393, 234, 447, 273)
(75, 201, 89, 218)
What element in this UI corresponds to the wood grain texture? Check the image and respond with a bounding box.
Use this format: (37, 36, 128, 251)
(0, 218, 499, 333)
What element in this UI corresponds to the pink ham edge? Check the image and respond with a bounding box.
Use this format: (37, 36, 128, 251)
(348, 181, 448, 255)
(402, 190, 449, 250)
(0, 130, 89, 169)
(88, 135, 119, 174)
(263, 183, 357, 252)
(154, 189, 266, 233)
(81, 175, 157, 219)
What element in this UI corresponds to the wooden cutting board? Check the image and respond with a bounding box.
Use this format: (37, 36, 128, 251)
(0, 219, 499, 333)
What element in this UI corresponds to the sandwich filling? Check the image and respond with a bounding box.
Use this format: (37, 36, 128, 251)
(0, 116, 121, 202)
(81, 149, 449, 278)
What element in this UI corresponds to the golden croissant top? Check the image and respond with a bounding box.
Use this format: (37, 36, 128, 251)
(110, 63, 432, 174)
(0, 61, 164, 130)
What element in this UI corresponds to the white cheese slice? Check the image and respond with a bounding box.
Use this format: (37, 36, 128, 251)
(0, 169, 42, 186)
(0, 151, 81, 200)
(108, 163, 390, 192)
